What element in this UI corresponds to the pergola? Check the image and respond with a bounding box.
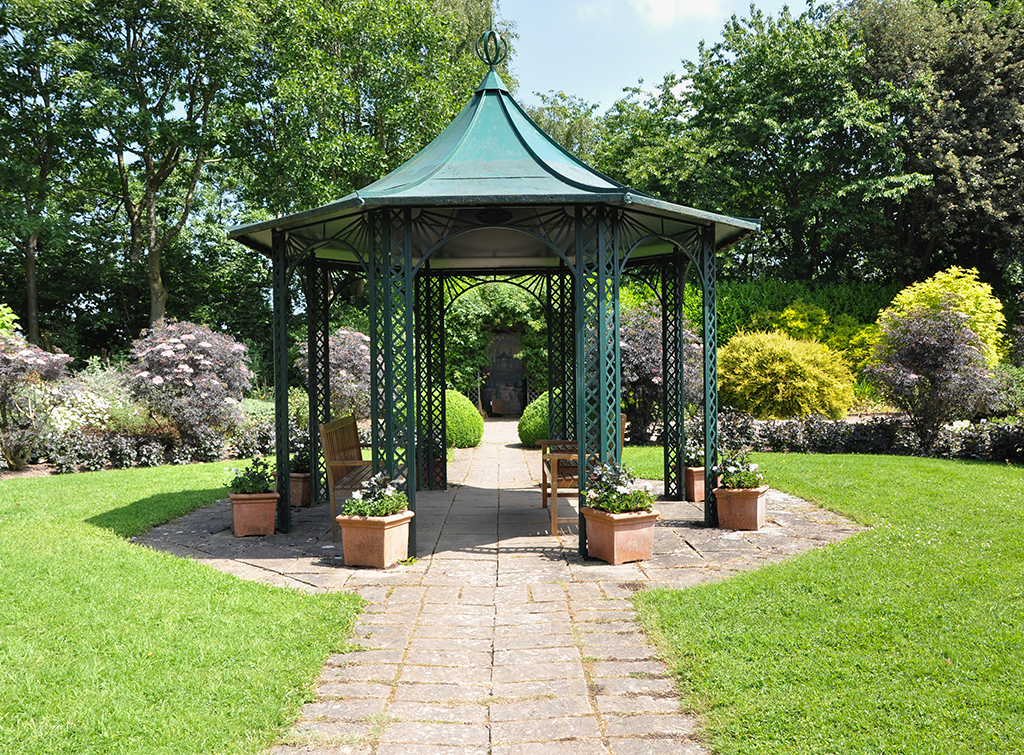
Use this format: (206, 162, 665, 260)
(229, 30, 758, 557)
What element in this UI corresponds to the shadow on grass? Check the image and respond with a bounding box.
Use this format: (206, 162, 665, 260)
(86, 488, 225, 538)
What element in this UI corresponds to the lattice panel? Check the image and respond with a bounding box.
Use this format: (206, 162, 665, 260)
(442, 273, 548, 313)
(661, 255, 685, 500)
(547, 264, 575, 440)
(699, 224, 720, 526)
(306, 258, 332, 505)
(415, 269, 447, 490)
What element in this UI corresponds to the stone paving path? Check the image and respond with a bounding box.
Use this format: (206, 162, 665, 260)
(139, 419, 863, 754)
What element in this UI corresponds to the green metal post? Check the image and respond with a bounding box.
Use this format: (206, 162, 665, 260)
(306, 257, 331, 506)
(575, 205, 621, 557)
(415, 265, 447, 490)
(699, 224, 719, 527)
(547, 262, 575, 440)
(662, 254, 686, 499)
(272, 230, 291, 531)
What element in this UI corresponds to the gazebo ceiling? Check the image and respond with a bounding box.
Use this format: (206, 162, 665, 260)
(229, 56, 758, 271)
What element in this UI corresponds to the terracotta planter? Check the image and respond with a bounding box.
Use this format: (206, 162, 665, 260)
(229, 492, 278, 537)
(685, 466, 705, 502)
(582, 506, 660, 565)
(336, 510, 415, 568)
(290, 473, 311, 507)
(714, 485, 769, 531)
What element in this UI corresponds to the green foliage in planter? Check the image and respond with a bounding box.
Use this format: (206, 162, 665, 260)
(582, 460, 655, 513)
(719, 330, 855, 419)
(517, 390, 550, 446)
(341, 472, 408, 516)
(445, 389, 483, 447)
(228, 457, 275, 494)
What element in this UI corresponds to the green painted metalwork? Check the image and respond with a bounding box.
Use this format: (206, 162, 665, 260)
(442, 273, 548, 312)
(272, 230, 292, 531)
(699, 224, 720, 526)
(661, 255, 686, 500)
(547, 262, 575, 440)
(305, 257, 332, 506)
(575, 206, 622, 557)
(415, 266, 447, 491)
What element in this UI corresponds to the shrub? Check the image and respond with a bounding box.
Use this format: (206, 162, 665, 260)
(619, 302, 702, 443)
(0, 303, 19, 332)
(518, 391, 550, 446)
(867, 299, 999, 450)
(879, 266, 1006, 366)
(0, 332, 73, 469)
(989, 365, 1024, 418)
(580, 460, 654, 513)
(718, 331, 855, 420)
(445, 389, 483, 447)
(294, 329, 370, 419)
(341, 471, 408, 516)
(130, 320, 252, 449)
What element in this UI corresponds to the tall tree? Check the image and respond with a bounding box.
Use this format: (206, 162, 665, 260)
(681, 4, 926, 281)
(0, 0, 92, 342)
(85, 0, 260, 324)
(234, 0, 501, 215)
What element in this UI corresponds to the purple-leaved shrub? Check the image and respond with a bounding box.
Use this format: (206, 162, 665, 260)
(0, 332, 73, 469)
(294, 329, 371, 420)
(866, 298, 998, 450)
(130, 320, 252, 456)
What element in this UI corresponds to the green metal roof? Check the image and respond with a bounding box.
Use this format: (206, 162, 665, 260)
(229, 70, 759, 261)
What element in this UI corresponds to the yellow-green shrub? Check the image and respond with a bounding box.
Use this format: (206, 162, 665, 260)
(719, 331, 855, 419)
(879, 266, 1006, 366)
(445, 389, 483, 447)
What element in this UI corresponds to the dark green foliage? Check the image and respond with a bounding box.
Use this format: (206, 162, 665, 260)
(517, 391, 549, 447)
(445, 284, 547, 396)
(581, 460, 654, 513)
(341, 471, 408, 517)
(719, 331, 855, 419)
(990, 365, 1024, 418)
(445, 389, 483, 448)
(227, 457, 275, 495)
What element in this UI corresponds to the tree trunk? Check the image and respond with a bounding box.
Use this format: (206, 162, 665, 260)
(148, 244, 167, 324)
(24, 232, 40, 343)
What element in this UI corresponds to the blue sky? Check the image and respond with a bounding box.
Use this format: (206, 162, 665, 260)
(500, 0, 802, 110)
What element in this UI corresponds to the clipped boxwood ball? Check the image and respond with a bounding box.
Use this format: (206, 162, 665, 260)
(517, 391, 549, 446)
(446, 389, 484, 447)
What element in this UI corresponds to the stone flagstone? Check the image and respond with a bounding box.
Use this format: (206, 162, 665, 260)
(139, 418, 863, 754)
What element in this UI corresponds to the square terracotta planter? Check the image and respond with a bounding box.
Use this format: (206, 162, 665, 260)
(582, 507, 660, 565)
(714, 485, 769, 531)
(336, 510, 415, 568)
(685, 466, 705, 502)
(229, 492, 279, 537)
(289, 473, 311, 507)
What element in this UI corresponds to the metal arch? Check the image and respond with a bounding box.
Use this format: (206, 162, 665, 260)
(619, 228, 703, 274)
(410, 206, 578, 277)
(441, 273, 548, 314)
(622, 261, 663, 305)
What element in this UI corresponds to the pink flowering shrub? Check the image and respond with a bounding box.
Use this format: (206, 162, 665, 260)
(0, 332, 73, 469)
(130, 320, 252, 456)
(294, 329, 371, 420)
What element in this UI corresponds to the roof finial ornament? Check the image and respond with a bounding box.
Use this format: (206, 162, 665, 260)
(475, 18, 508, 70)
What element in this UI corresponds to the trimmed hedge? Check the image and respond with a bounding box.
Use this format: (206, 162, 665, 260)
(446, 389, 483, 448)
(518, 391, 549, 446)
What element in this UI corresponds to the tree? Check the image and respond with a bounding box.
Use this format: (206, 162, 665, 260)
(0, 0, 92, 342)
(524, 91, 601, 163)
(234, 0, 497, 216)
(867, 298, 998, 450)
(850, 0, 1024, 294)
(85, 0, 261, 324)
(681, 4, 927, 281)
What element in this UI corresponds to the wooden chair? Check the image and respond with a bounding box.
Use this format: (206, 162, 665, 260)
(538, 414, 627, 535)
(319, 416, 373, 541)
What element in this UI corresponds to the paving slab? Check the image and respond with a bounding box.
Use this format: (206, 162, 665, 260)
(137, 418, 863, 754)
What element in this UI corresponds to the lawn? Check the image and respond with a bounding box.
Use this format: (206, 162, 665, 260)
(627, 452, 1024, 754)
(0, 464, 364, 755)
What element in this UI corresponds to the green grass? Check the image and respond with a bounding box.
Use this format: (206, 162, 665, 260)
(631, 453, 1024, 754)
(622, 445, 664, 479)
(0, 464, 364, 755)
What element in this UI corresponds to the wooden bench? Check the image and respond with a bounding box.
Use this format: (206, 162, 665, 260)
(539, 414, 626, 535)
(319, 416, 373, 542)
